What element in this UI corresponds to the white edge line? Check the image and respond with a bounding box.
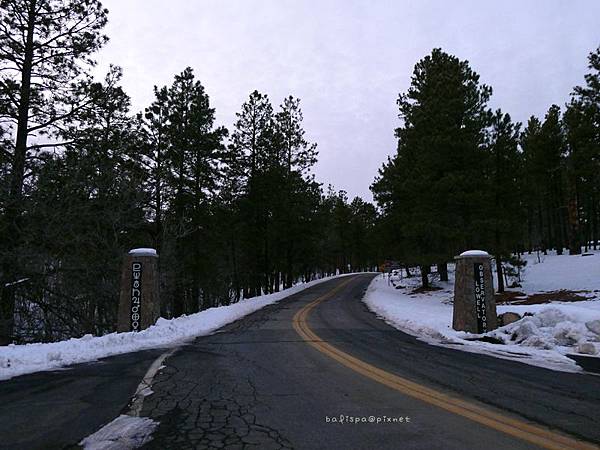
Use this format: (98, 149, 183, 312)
(127, 347, 178, 417)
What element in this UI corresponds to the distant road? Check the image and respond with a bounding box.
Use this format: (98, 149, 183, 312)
(1, 274, 599, 449)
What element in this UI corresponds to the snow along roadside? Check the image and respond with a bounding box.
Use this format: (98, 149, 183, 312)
(78, 349, 176, 450)
(0, 273, 358, 381)
(363, 274, 600, 373)
(79, 415, 158, 450)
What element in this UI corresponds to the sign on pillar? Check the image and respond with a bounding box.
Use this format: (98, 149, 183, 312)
(117, 248, 160, 332)
(452, 250, 498, 334)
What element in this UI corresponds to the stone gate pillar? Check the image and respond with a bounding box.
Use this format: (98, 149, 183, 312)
(452, 250, 497, 334)
(117, 248, 160, 332)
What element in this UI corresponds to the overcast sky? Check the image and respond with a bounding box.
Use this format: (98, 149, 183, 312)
(95, 0, 600, 201)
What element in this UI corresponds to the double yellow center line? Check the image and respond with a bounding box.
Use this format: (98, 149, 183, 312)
(292, 276, 598, 450)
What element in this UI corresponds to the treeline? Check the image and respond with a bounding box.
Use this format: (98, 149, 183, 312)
(0, 0, 378, 344)
(372, 47, 600, 291)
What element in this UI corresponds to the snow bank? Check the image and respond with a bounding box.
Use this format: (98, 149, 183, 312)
(490, 307, 600, 353)
(80, 415, 158, 450)
(0, 274, 355, 381)
(364, 256, 600, 373)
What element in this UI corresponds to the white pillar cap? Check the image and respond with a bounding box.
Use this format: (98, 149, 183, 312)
(129, 248, 158, 257)
(459, 250, 490, 257)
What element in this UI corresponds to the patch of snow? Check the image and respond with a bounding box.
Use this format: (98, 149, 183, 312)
(128, 248, 157, 257)
(4, 278, 30, 287)
(80, 415, 158, 450)
(364, 259, 600, 373)
(0, 273, 359, 380)
(459, 250, 490, 257)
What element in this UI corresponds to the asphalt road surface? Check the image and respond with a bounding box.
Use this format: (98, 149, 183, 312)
(1, 274, 599, 449)
(0, 347, 165, 449)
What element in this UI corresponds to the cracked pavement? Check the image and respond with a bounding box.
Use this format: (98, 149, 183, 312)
(136, 274, 600, 449)
(1, 274, 599, 449)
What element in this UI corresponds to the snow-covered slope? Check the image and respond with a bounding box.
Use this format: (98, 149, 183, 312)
(364, 251, 600, 373)
(519, 250, 600, 293)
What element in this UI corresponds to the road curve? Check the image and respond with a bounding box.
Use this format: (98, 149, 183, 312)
(0, 274, 599, 449)
(140, 274, 600, 449)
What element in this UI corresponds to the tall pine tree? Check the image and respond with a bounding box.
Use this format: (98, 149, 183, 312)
(0, 0, 108, 344)
(372, 48, 492, 287)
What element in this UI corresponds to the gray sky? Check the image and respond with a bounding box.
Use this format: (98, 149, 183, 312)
(95, 0, 600, 201)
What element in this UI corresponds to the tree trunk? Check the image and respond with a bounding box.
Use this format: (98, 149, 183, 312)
(420, 265, 429, 288)
(537, 202, 547, 254)
(0, 1, 36, 345)
(172, 281, 185, 318)
(526, 207, 533, 253)
(285, 248, 293, 289)
(546, 205, 554, 253)
(9, 1, 35, 209)
(592, 195, 598, 250)
(190, 283, 200, 314)
(0, 283, 16, 346)
(495, 257, 505, 293)
(230, 236, 240, 302)
(264, 238, 271, 293)
(554, 175, 565, 255)
(555, 206, 564, 255)
(567, 173, 581, 255)
(436, 263, 448, 282)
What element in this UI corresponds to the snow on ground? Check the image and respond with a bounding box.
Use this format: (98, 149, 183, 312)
(364, 251, 600, 373)
(519, 250, 600, 294)
(79, 415, 158, 450)
(0, 273, 356, 381)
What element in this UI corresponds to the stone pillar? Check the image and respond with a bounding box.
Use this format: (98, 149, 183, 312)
(452, 250, 497, 334)
(117, 248, 160, 332)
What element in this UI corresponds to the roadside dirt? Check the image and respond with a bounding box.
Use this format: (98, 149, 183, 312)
(495, 289, 597, 305)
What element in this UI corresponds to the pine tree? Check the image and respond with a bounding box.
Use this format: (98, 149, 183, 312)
(18, 66, 145, 340)
(232, 90, 274, 179)
(348, 197, 378, 271)
(274, 96, 317, 287)
(564, 100, 596, 252)
(371, 155, 412, 267)
(0, 0, 108, 344)
(372, 48, 492, 287)
(275, 96, 318, 174)
(319, 189, 352, 274)
(567, 46, 600, 250)
(543, 106, 568, 254)
(521, 116, 545, 252)
(160, 68, 227, 316)
(574, 47, 600, 105)
(141, 85, 171, 255)
(484, 110, 522, 291)
(230, 91, 275, 297)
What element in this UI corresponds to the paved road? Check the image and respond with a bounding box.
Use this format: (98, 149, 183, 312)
(140, 274, 600, 449)
(1, 274, 599, 449)
(0, 348, 165, 449)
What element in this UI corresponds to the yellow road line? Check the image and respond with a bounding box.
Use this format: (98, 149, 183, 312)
(292, 275, 599, 450)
